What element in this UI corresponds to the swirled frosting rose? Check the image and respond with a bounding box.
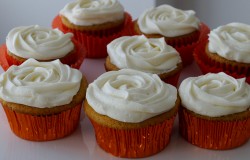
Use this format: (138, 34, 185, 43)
(0, 59, 82, 108)
(6, 25, 74, 60)
(208, 22, 250, 63)
(86, 69, 177, 122)
(107, 35, 181, 74)
(179, 72, 250, 117)
(137, 4, 200, 37)
(59, 0, 124, 26)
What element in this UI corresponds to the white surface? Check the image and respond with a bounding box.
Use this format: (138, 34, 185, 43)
(0, 60, 249, 160)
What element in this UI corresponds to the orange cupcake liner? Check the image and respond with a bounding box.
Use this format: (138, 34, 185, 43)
(0, 39, 85, 70)
(193, 39, 250, 84)
(179, 106, 250, 150)
(89, 115, 176, 158)
(2, 103, 82, 141)
(161, 70, 181, 87)
(52, 13, 133, 59)
(0, 44, 10, 71)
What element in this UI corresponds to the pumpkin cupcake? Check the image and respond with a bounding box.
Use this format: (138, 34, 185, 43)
(2, 25, 84, 70)
(178, 72, 250, 150)
(105, 35, 182, 86)
(194, 22, 250, 83)
(84, 69, 179, 158)
(52, 0, 133, 58)
(133, 4, 209, 66)
(0, 59, 88, 141)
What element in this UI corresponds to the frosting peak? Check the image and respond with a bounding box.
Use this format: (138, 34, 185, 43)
(208, 22, 250, 63)
(60, 0, 124, 26)
(107, 35, 181, 74)
(6, 25, 74, 60)
(179, 72, 250, 117)
(137, 4, 200, 37)
(0, 59, 82, 108)
(86, 69, 177, 123)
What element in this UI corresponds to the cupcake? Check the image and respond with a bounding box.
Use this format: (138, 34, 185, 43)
(178, 72, 250, 150)
(133, 4, 209, 66)
(0, 25, 85, 70)
(52, 0, 133, 58)
(84, 69, 179, 158)
(105, 35, 182, 86)
(194, 22, 250, 83)
(0, 59, 88, 141)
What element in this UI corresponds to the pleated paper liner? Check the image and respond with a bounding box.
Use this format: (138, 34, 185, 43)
(131, 22, 210, 66)
(89, 115, 176, 158)
(2, 103, 82, 141)
(0, 39, 85, 71)
(193, 39, 250, 84)
(179, 106, 250, 150)
(52, 12, 133, 59)
(0, 45, 9, 71)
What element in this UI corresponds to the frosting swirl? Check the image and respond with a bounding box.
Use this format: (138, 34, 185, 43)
(179, 72, 250, 117)
(0, 59, 82, 108)
(208, 22, 250, 63)
(6, 25, 74, 60)
(86, 69, 177, 123)
(107, 35, 181, 74)
(59, 0, 124, 26)
(137, 4, 200, 37)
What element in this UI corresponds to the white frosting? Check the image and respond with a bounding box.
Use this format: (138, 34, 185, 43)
(137, 4, 200, 37)
(59, 0, 124, 26)
(107, 35, 181, 74)
(0, 59, 82, 108)
(86, 69, 177, 123)
(6, 25, 74, 60)
(208, 22, 250, 63)
(179, 72, 250, 117)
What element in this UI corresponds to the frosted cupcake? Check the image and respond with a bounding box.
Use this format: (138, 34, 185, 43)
(133, 4, 209, 66)
(194, 22, 250, 83)
(84, 69, 179, 158)
(52, 0, 133, 58)
(178, 72, 250, 150)
(2, 25, 84, 70)
(105, 35, 182, 86)
(0, 59, 88, 141)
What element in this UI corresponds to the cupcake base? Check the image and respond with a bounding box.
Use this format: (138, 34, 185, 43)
(193, 40, 250, 84)
(0, 39, 85, 70)
(104, 56, 182, 87)
(179, 106, 250, 150)
(2, 103, 82, 141)
(52, 13, 133, 59)
(132, 22, 210, 66)
(84, 98, 179, 158)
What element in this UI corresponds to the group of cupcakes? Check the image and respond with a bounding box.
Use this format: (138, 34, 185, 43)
(0, 0, 250, 159)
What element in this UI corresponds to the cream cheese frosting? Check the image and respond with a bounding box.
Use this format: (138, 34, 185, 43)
(208, 22, 250, 63)
(0, 59, 82, 108)
(137, 4, 200, 37)
(6, 25, 74, 60)
(59, 0, 124, 26)
(86, 69, 177, 123)
(179, 72, 250, 117)
(107, 35, 181, 74)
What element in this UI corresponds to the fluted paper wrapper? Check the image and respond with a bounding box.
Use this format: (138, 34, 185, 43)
(179, 106, 250, 150)
(89, 115, 176, 158)
(2, 103, 82, 141)
(52, 13, 133, 59)
(193, 39, 250, 84)
(0, 39, 85, 70)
